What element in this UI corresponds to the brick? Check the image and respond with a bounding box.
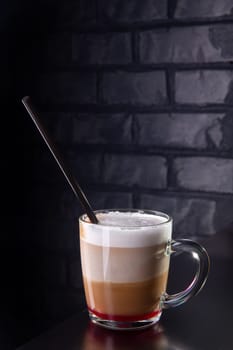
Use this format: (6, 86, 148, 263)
(32, 149, 99, 193)
(36, 72, 96, 104)
(140, 25, 233, 63)
(103, 71, 167, 105)
(135, 113, 225, 149)
(59, 191, 78, 219)
(138, 194, 216, 237)
(88, 191, 133, 210)
(222, 112, 233, 150)
(70, 113, 133, 144)
(209, 25, 233, 60)
(42, 112, 73, 144)
(41, 112, 132, 146)
(68, 152, 103, 184)
(72, 33, 132, 64)
(102, 154, 167, 188)
(30, 150, 69, 184)
(215, 197, 233, 234)
(175, 0, 233, 18)
(46, 33, 72, 65)
(59, 190, 133, 219)
(173, 157, 233, 193)
(56, 0, 96, 27)
(175, 70, 233, 104)
(32, 149, 102, 187)
(100, 0, 167, 22)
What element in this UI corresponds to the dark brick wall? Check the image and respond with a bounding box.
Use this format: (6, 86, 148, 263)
(6, 0, 233, 345)
(31, 0, 233, 237)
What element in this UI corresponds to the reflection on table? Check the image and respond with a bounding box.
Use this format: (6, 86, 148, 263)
(81, 322, 166, 350)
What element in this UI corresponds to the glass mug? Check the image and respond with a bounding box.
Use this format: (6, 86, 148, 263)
(79, 209, 210, 330)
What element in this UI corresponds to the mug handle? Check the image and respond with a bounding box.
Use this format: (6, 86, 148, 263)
(162, 239, 210, 309)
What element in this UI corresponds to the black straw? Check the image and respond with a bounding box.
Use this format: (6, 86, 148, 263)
(22, 96, 98, 224)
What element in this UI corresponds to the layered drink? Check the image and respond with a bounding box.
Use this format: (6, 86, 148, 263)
(79, 210, 172, 328)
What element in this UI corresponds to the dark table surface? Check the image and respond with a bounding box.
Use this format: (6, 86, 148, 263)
(16, 231, 233, 350)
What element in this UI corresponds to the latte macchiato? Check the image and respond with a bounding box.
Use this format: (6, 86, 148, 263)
(79, 209, 210, 330)
(79, 210, 171, 324)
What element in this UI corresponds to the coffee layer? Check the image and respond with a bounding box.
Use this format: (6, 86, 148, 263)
(83, 272, 168, 316)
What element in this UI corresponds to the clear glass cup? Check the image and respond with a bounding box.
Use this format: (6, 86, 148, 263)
(79, 209, 210, 330)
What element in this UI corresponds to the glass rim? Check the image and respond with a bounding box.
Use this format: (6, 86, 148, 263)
(79, 208, 172, 228)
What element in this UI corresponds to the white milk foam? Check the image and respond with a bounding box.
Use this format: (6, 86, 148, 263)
(81, 211, 172, 248)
